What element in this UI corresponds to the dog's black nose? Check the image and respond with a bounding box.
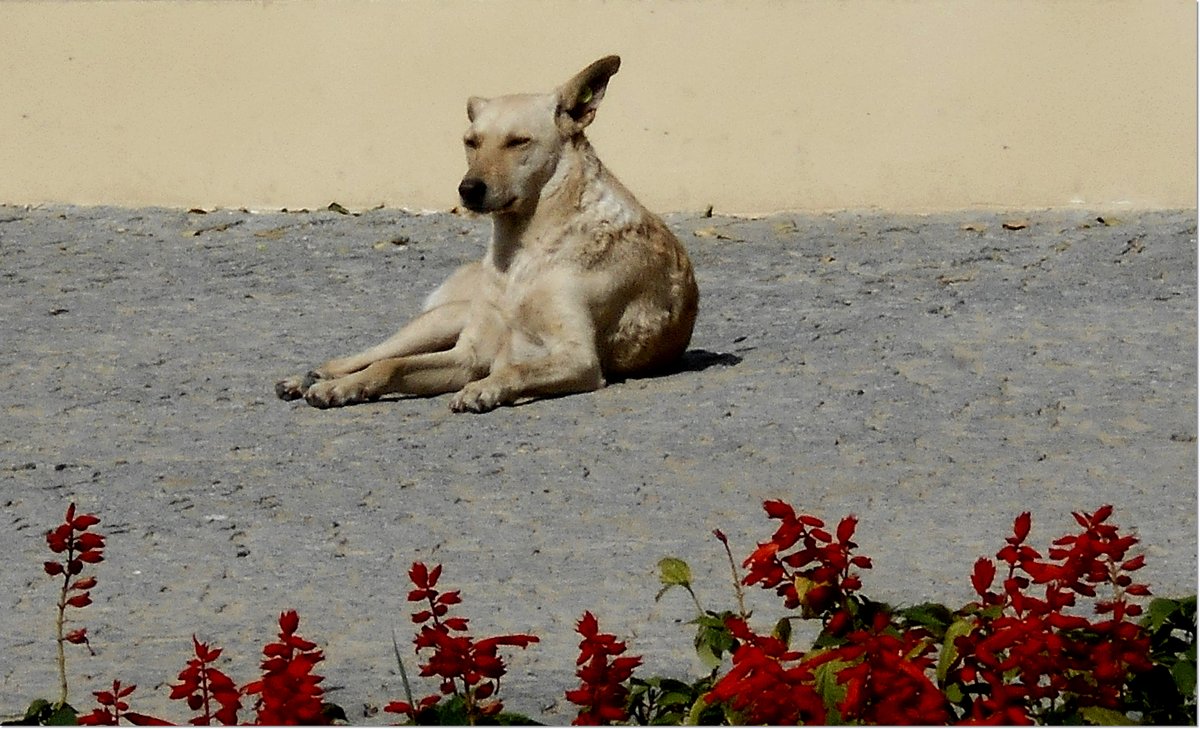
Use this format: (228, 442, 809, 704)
(458, 178, 487, 208)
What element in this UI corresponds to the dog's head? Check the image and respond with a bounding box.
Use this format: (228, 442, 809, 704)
(458, 55, 621, 215)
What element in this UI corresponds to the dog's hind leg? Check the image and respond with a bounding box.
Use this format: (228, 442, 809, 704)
(448, 288, 605, 413)
(448, 350, 604, 413)
(274, 301, 468, 401)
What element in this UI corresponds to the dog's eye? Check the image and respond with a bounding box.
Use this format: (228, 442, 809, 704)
(504, 136, 532, 149)
(463, 136, 481, 149)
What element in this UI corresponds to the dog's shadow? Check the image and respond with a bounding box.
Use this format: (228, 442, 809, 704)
(673, 348, 743, 374)
(611, 348, 743, 384)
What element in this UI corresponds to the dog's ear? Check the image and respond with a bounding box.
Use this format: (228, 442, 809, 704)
(467, 96, 488, 123)
(556, 55, 621, 134)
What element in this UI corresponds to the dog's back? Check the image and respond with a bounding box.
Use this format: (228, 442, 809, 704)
(560, 146, 697, 376)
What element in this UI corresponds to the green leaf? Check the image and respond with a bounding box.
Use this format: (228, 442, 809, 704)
(650, 678, 694, 695)
(392, 629, 416, 711)
(21, 699, 51, 724)
(1079, 706, 1136, 725)
(425, 694, 468, 725)
(8, 700, 76, 727)
(658, 557, 692, 588)
(695, 638, 721, 670)
(657, 691, 693, 709)
(689, 612, 728, 630)
(943, 683, 964, 705)
(1145, 597, 1183, 633)
(655, 557, 695, 603)
(898, 602, 955, 639)
(1172, 658, 1197, 697)
(44, 705, 76, 727)
(811, 653, 851, 718)
(692, 610, 736, 668)
(772, 617, 793, 647)
(937, 618, 976, 683)
(691, 613, 724, 633)
(686, 695, 713, 725)
(627, 680, 649, 702)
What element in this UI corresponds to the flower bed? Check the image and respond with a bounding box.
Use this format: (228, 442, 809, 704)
(10, 500, 1195, 725)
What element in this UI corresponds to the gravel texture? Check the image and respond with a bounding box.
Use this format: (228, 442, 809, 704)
(1, 205, 1195, 722)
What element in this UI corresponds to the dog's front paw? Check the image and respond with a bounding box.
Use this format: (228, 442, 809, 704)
(449, 381, 506, 413)
(275, 371, 323, 401)
(303, 377, 376, 409)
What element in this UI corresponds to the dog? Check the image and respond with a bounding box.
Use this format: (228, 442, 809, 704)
(275, 55, 699, 413)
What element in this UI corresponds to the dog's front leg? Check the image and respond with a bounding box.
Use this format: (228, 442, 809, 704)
(275, 301, 468, 401)
(302, 349, 485, 408)
(303, 316, 505, 408)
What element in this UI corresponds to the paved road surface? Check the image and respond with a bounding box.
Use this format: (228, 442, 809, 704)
(1, 206, 1195, 722)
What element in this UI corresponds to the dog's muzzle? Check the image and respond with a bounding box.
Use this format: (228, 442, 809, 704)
(458, 178, 488, 211)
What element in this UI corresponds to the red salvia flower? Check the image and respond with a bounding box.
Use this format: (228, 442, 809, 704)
(389, 562, 539, 723)
(170, 635, 243, 725)
(383, 694, 441, 720)
(77, 680, 169, 726)
(706, 616, 830, 725)
(44, 502, 105, 707)
(828, 612, 949, 725)
(742, 501, 871, 631)
(243, 610, 329, 725)
(945, 506, 1154, 723)
(565, 611, 643, 725)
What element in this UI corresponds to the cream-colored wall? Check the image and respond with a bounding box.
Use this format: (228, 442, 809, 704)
(0, 0, 1194, 214)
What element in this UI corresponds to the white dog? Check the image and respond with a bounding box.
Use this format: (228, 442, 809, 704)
(276, 55, 699, 412)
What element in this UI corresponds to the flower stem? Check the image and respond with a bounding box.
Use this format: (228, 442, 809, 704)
(200, 658, 213, 724)
(718, 537, 749, 618)
(685, 584, 705, 616)
(55, 570, 69, 706)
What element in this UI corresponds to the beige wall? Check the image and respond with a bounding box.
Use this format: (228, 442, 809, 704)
(0, 0, 1194, 214)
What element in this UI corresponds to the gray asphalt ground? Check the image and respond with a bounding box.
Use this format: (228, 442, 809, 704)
(1, 205, 1196, 723)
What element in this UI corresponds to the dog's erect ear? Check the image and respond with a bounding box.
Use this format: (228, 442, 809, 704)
(556, 55, 621, 134)
(467, 96, 488, 123)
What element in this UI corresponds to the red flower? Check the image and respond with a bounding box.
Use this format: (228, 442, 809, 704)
(742, 500, 871, 625)
(828, 614, 949, 725)
(44, 501, 105, 695)
(762, 499, 797, 521)
(71, 513, 102, 530)
(1012, 511, 1032, 543)
(944, 506, 1153, 722)
(394, 562, 539, 723)
(565, 611, 642, 725)
(77, 680, 168, 726)
(243, 611, 328, 725)
(971, 557, 997, 600)
(384, 694, 441, 719)
(706, 617, 827, 725)
(170, 635, 242, 725)
(65, 593, 93, 608)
